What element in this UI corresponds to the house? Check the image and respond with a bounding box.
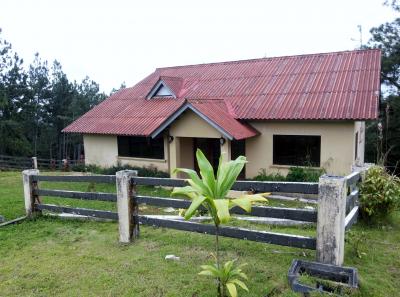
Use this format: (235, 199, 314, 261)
(63, 49, 381, 178)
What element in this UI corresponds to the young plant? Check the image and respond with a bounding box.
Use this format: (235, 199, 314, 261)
(171, 149, 269, 297)
(359, 165, 400, 220)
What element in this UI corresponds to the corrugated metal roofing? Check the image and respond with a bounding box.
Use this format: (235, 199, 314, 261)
(63, 49, 381, 137)
(188, 100, 258, 140)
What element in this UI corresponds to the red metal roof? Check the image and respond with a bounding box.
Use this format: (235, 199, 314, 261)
(189, 100, 258, 140)
(63, 49, 381, 137)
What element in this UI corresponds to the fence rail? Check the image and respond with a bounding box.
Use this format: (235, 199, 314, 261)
(0, 155, 83, 170)
(35, 188, 318, 222)
(33, 203, 316, 250)
(131, 176, 319, 194)
(33, 174, 115, 183)
(21, 167, 367, 266)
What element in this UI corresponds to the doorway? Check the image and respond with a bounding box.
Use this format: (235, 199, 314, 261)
(193, 138, 221, 174)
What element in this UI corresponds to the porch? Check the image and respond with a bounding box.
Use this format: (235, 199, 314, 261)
(168, 136, 246, 178)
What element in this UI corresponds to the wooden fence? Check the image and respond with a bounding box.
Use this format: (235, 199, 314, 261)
(22, 169, 364, 266)
(0, 155, 82, 170)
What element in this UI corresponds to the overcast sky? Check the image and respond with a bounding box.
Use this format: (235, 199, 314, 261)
(1, 0, 397, 93)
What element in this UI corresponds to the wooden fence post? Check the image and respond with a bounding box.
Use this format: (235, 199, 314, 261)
(32, 157, 38, 169)
(22, 169, 40, 217)
(116, 170, 138, 243)
(316, 175, 347, 266)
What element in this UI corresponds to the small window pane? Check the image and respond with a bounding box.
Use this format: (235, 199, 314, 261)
(118, 136, 164, 159)
(231, 139, 246, 179)
(273, 135, 321, 166)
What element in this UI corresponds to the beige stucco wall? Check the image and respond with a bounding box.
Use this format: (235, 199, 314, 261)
(169, 110, 223, 138)
(84, 134, 118, 167)
(83, 134, 169, 172)
(84, 117, 365, 178)
(245, 121, 359, 177)
(179, 137, 194, 169)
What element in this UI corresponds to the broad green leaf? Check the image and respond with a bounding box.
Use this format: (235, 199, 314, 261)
(217, 156, 246, 199)
(230, 194, 268, 212)
(223, 260, 235, 276)
(200, 264, 221, 277)
(196, 149, 216, 195)
(226, 282, 237, 297)
(230, 198, 252, 212)
(173, 168, 211, 196)
(184, 195, 207, 220)
(230, 279, 249, 291)
(213, 199, 231, 223)
(198, 270, 215, 277)
(171, 186, 197, 197)
(240, 194, 269, 203)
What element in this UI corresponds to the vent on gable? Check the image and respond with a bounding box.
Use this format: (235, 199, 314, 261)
(147, 80, 176, 99)
(154, 84, 173, 97)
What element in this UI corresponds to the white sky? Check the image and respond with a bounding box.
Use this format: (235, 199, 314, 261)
(1, 0, 397, 93)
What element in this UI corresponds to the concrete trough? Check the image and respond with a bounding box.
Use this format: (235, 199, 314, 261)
(288, 259, 358, 294)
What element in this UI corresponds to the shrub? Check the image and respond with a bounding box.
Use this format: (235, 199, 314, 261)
(252, 169, 286, 181)
(71, 163, 169, 178)
(70, 163, 87, 172)
(359, 165, 400, 219)
(286, 167, 324, 182)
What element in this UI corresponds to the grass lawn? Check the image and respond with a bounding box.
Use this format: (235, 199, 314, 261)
(0, 171, 399, 296)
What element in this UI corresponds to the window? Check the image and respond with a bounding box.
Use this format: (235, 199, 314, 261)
(118, 136, 164, 159)
(273, 135, 321, 167)
(231, 139, 246, 179)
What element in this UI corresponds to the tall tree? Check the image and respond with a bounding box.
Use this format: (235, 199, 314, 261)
(366, 1, 400, 173)
(0, 29, 31, 156)
(26, 53, 51, 156)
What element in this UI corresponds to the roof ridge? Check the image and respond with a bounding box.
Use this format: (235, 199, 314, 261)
(155, 48, 381, 70)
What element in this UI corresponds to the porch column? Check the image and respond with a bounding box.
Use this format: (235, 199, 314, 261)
(169, 136, 181, 178)
(220, 138, 231, 163)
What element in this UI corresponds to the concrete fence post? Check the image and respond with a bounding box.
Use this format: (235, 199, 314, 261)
(116, 170, 138, 243)
(316, 175, 347, 266)
(32, 157, 38, 169)
(22, 169, 40, 217)
(62, 159, 68, 171)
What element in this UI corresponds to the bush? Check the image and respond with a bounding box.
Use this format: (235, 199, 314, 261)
(285, 167, 324, 182)
(71, 163, 170, 178)
(253, 169, 286, 181)
(252, 167, 323, 183)
(359, 166, 400, 219)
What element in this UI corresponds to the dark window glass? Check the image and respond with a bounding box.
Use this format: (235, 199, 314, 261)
(231, 139, 246, 179)
(117, 136, 164, 159)
(273, 135, 321, 167)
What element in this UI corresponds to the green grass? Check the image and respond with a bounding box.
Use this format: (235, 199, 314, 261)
(0, 171, 399, 296)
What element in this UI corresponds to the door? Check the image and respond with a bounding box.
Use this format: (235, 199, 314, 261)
(193, 138, 220, 174)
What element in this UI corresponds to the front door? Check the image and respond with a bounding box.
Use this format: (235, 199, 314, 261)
(193, 138, 220, 174)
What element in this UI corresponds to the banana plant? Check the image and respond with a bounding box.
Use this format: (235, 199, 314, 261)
(171, 149, 269, 297)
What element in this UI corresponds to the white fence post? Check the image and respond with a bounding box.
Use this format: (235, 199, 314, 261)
(116, 170, 138, 243)
(316, 175, 347, 266)
(22, 169, 40, 217)
(32, 157, 38, 169)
